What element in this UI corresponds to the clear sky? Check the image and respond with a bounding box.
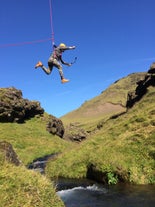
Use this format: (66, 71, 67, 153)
(1, 0, 155, 118)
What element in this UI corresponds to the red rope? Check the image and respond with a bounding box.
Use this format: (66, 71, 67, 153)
(49, 0, 55, 47)
(0, 1, 55, 49)
(0, 38, 52, 48)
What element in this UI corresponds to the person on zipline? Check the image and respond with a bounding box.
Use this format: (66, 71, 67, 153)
(35, 43, 76, 83)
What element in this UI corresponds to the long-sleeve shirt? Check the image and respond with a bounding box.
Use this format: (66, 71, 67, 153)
(49, 44, 75, 65)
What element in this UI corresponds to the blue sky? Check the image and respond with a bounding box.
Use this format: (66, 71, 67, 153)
(1, 0, 155, 118)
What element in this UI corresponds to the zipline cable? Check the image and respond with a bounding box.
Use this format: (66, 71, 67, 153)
(49, 0, 55, 47)
(0, 0, 54, 48)
(0, 38, 52, 48)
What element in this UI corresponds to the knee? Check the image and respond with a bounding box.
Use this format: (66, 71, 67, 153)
(46, 70, 51, 75)
(46, 67, 52, 74)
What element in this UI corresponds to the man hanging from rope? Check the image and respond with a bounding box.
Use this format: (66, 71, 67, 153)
(35, 43, 76, 83)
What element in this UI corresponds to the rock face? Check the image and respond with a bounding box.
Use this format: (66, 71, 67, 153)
(46, 115, 65, 138)
(63, 122, 88, 142)
(0, 87, 65, 139)
(0, 87, 44, 123)
(126, 63, 155, 108)
(0, 141, 21, 165)
(86, 163, 130, 184)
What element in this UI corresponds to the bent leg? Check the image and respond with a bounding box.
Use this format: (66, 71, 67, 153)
(41, 64, 53, 75)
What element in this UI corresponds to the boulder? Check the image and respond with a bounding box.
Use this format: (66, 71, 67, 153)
(0, 87, 44, 123)
(148, 62, 155, 74)
(46, 115, 65, 138)
(126, 63, 155, 108)
(63, 122, 88, 142)
(0, 141, 21, 165)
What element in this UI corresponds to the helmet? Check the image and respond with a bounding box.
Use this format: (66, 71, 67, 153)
(59, 43, 66, 48)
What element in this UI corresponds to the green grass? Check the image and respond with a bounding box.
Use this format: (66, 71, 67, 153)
(0, 163, 64, 207)
(0, 115, 73, 165)
(61, 72, 146, 124)
(46, 86, 155, 184)
(0, 114, 74, 207)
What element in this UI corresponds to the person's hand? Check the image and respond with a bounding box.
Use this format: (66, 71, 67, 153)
(68, 63, 72, 66)
(69, 46, 76, 49)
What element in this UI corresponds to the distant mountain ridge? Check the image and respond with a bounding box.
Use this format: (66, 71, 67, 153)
(61, 62, 155, 142)
(61, 62, 155, 125)
(61, 72, 146, 123)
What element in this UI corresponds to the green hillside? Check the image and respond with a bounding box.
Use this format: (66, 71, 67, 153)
(46, 74, 155, 184)
(61, 72, 146, 126)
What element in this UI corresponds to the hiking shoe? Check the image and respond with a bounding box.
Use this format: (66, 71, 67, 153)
(35, 61, 43, 68)
(61, 78, 69, 83)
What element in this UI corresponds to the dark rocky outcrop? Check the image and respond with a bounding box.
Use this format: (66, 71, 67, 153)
(0, 87, 65, 139)
(0, 141, 21, 165)
(0, 87, 44, 123)
(126, 63, 155, 108)
(63, 122, 88, 142)
(46, 115, 65, 138)
(86, 164, 108, 184)
(86, 164, 130, 184)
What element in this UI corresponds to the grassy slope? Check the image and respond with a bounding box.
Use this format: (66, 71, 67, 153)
(0, 114, 74, 207)
(46, 86, 155, 184)
(61, 72, 146, 126)
(0, 163, 64, 207)
(0, 114, 73, 165)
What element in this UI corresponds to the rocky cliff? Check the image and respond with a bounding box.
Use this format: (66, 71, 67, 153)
(0, 87, 44, 123)
(126, 62, 155, 108)
(0, 87, 65, 138)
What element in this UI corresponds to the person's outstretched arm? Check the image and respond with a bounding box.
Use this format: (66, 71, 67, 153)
(63, 46, 76, 51)
(60, 57, 72, 66)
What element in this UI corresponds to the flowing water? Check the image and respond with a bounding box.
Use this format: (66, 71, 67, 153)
(56, 178, 155, 207)
(28, 157, 155, 207)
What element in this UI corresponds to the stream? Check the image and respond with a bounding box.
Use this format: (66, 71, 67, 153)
(57, 178, 155, 207)
(28, 156, 155, 207)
